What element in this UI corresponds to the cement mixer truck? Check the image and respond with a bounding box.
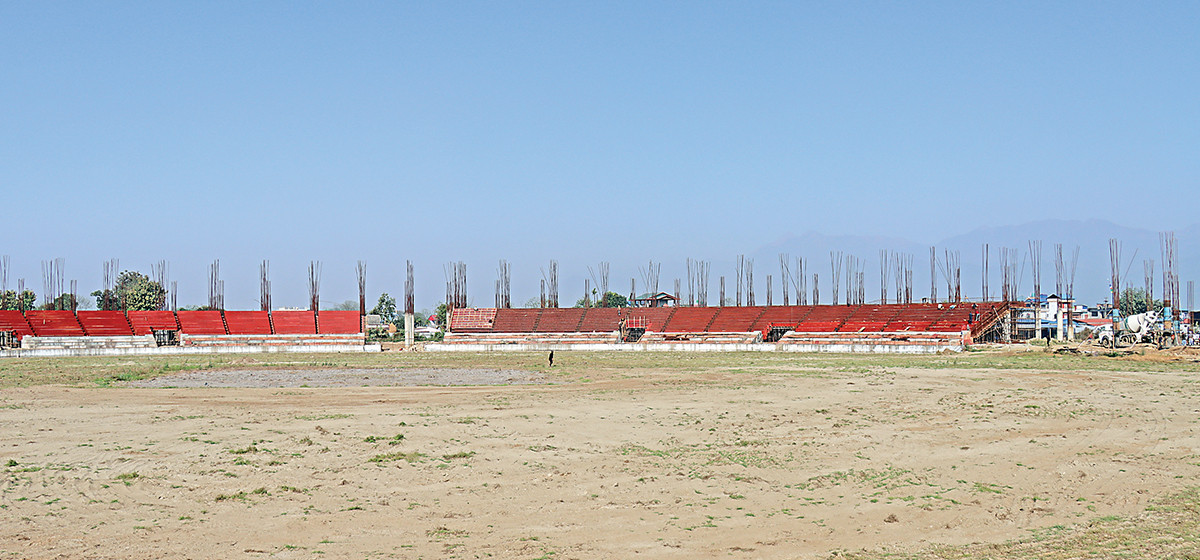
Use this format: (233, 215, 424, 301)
(1097, 309, 1165, 348)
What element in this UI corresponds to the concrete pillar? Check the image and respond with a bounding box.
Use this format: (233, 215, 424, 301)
(1067, 306, 1076, 341)
(404, 313, 415, 348)
(1056, 302, 1065, 341)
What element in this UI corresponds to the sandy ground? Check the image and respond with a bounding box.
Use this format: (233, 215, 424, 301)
(128, 368, 546, 388)
(2, 362, 1198, 559)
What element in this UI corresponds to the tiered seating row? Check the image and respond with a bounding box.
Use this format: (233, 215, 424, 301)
(627, 308, 675, 332)
(269, 311, 317, 335)
(840, 305, 903, 333)
(76, 311, 134, 336)
(662, 307, 721, 332)
(488, 309, 541, 333)
(176, 311, 228, 335)
(707, 306, 768, 332)
(0, 310, 361, 340)
(793, 305, 852, 332)
(224, 311, 273, 335)
(577, 308, 623, 332)
(750, 306, 817, 333)
(25, 311, 86, 336)
(535, 308, 585, 333)
(450, 308, 497, 330)
(317, 311, 363, 334)
(0, 311, 35, 339)
(453, 303, 1012, 337)
(127, 311, 181, 334)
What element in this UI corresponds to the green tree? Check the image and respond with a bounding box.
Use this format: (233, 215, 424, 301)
(0, 290, 38, 311)
(1118, 287, 1164, 317)
(435, 303, 449, 330)
(371, 293, 397, 324)
(327, 300, 358, 311)
(91, 270, 167, 311)
(601, 291, 627, 308)
(574, 291, 627, 308)
(40, 293, 78, 311)
(178, 305, 217, 311)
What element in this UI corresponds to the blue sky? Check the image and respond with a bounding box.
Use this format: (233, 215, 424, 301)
(2, 2, 1197, 309)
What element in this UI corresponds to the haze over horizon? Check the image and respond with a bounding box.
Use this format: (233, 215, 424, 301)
(2, 3, 1196, 309)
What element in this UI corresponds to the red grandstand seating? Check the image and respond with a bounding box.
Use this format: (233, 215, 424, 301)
(750, 306, 816, 333)
(707, 306, 770, 333)
(127, 310, 180, 334)
(449, 308, 497, 331)
(627, 307, 675, 331)
(661, 307, 721, 332)
(176, 310, 228, 335)
(25, 310, 86, 336)
(534, 308, 586, 332)
(224, 311, 273, 335)
(883, 304, 949, 332)
(577, 308, 623, 332)
(271, 310, 316, 334)
(0, 311, 35, 340)
(318, 310, 362, 334)
(794, 305, 855, 332)
(490, 309, 541, 332)
(76, 311, 134, 336)
(925, 303, 1007, 334)
(840, 305, 903, 332)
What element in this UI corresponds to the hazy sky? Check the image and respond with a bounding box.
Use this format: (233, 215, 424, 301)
(2, 2, 1197, 309)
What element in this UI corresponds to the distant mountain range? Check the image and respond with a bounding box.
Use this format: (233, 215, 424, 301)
(752, 219, 1198, 307)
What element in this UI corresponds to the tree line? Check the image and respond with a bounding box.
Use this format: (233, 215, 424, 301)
(0, 270, 165, 311)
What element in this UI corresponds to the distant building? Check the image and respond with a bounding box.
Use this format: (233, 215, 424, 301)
(631, 292, 679, 308)
(1015, 294, 1081, 340)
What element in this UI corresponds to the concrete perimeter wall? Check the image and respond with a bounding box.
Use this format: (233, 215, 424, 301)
(1, 344, 382, 358)
(426, 342, 961, 353)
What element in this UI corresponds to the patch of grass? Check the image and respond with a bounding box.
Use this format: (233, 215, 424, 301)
(369, 451, 424, 464)
(426, 526, 469, 539)
(972, 482, 1005, 494)
(229, 445, 259, 455)
(838, 487, 1200, 559)
(114, 472, 140, 481)
(215, 491, 248, 502)
(442, 451, 476, 460)
(364, 433, 405, 444)
(295, 413, 352, 421)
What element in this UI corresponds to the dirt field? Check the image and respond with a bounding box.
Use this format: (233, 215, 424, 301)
(2, 349, 1199, 559)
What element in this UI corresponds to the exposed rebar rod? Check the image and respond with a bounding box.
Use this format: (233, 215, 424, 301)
(307, 261, 321, 312)
(930, 247, 937, 303)
(879, 250, 889, 305)
(981, 244, 989, 302)
(405, 261, 415, 315)
(830, 252, 843, 305)
(260, 260, 272, 312)
(735, 255, 744, 306)
(153, 260, 170, 311)
(356, 261, 367, 316)
(0, 255, 8, 309)
(779, 253, 790, 306)
(746, 258, 755, 306)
